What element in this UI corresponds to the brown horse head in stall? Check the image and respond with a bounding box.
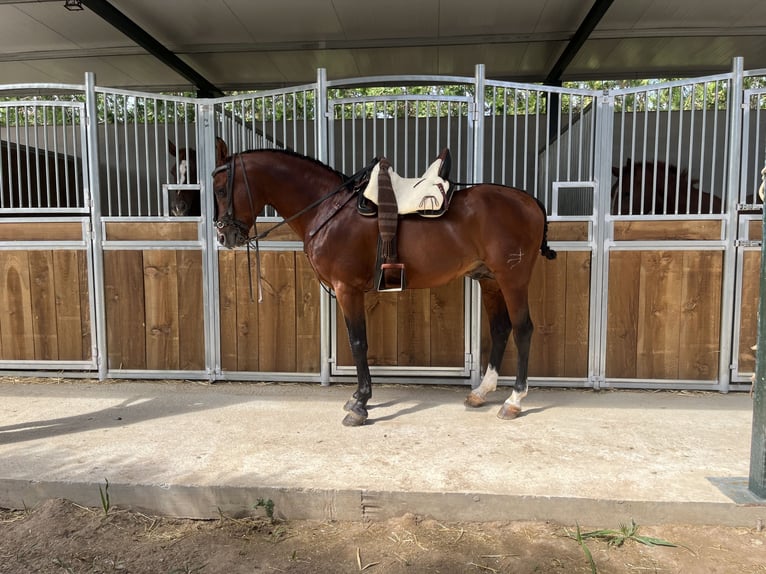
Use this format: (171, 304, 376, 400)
(168, 137, 228, 216)
(212, 148, 557, 426)
(611, 158, 722, 215)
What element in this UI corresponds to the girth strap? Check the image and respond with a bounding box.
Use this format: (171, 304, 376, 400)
(375, 158, 405, 291)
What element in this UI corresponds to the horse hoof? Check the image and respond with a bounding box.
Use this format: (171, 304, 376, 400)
(464, 392, 486, 408)
(342, 410, 368, 427)
(497, 404, 521, 420)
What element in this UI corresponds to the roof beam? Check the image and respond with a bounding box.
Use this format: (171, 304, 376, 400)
(79, 0, 225, 96)
(545, 0, 615, 85)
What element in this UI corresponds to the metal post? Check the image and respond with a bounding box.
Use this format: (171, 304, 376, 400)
(590, 88, 615, 389)
(197, 102, 219, 381)
(316, 68, 331, 386)
(84, 72, 108, 380)
(470, 64, 486, 387)
(720, 57, 745, 392)
(750, 156, 766, 499)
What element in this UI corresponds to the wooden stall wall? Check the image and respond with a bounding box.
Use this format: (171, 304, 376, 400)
(335, 279, 466, 369)
(487, 250, 592, 379)
(606, 220, 723, 381)
(487, 221, 592, 379)
(217, 250, 321, 373)
(0, 223, 91, 361)
(738, 220, 762, 375)
(103, 222, 204, 371)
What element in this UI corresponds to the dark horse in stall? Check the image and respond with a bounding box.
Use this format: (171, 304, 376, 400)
(168, 137, 228, 216)
(611, 158, 722, 215)
(212, 148, 557, 426)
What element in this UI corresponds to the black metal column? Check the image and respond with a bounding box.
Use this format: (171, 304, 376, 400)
(750, 169, 766, 499)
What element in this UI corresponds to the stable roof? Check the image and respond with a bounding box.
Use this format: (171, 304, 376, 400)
(1, 0, 766, 94)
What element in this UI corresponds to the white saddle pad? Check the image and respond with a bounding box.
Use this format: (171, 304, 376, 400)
(363, 156, 450, 214)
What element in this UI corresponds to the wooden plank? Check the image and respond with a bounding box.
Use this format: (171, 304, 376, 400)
(739, 251, 760, 373)
(77, 250, 92, 361)
(52, 250, 83, 361)
(235, 251, 260, 371)
(258, 251, 296, 372)
(0, 251, 34, 359)
(365, 291, 398, 366)
(548, 221, 589, 242)
(143, 250, 180, 370)
(28, 250, 58, 360)
(637, 251, 682, 379)
(564, 251, 591, 378)
(176, 250, 205, 370)
(105, 221, 198, 241)
(606, 251, 641, 378)
(614, 220, 721, 241)
(103, 250, 146, 369)
(217, 251, 239, 371)
(430, 279, 464, 367)
(678, 251, 722, 380)
(396, 288, 431, 367)
(527, 253, 568, 377)
(748, 220, 762, 242)
(0, 222, 83, 241)
(295, 254, 321, 372)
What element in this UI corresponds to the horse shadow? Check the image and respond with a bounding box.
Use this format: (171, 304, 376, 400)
(362, 395, 552, 423)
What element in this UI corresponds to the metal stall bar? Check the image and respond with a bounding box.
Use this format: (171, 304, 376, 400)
(721, 58, 746, 392)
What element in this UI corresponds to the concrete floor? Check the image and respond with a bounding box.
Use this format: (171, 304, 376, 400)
(0, 379, 764, 527)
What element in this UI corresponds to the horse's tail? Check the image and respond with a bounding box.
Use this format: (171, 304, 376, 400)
(534, 197, 557, 260)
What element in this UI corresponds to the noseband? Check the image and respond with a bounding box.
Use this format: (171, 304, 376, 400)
(213, 155, 254, 246)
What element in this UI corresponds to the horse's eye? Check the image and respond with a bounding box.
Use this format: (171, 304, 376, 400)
(215, 186, 225, 197)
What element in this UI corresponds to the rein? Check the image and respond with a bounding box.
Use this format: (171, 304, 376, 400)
(215, 152, 375, 302)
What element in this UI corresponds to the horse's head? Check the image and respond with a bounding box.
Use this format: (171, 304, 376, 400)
(168, 140, 195, 185)
(169, 137, 228, 216)
(169, 139, 198, 216)
(212, 153, 264, 248)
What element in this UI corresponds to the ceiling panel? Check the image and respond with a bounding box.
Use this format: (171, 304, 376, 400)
(0, 0, 765, 93)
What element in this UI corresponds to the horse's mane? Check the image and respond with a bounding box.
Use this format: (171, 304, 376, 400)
(236, 147, 348, 180)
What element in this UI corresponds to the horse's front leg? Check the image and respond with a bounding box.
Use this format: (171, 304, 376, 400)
(336, 287, 371, 426)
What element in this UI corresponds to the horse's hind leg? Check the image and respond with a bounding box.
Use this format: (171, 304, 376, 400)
(335, 287, 372, 426)
(465, 279, 510, 408)
(497, 285, 534, 420)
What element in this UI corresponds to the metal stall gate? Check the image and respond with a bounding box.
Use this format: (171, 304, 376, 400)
(2, 63, 766, 390)
(0, 84, 96, 374)
(208, 82, 325, 382)
(326, 74, 477, 382)
(91, 84, 210, 380)
(733, 81, 766, 388)
(602, 74, 734, 391)
(479, 78, 599, 387)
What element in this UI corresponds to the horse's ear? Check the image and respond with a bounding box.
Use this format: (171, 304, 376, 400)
(168, 140, 177, 157)
(215, 137, 229, 165)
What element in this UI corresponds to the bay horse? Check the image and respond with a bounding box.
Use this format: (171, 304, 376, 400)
(611, 158, 722, 215)
(168, 137, 228, 216)
(212, 149, 557, 426)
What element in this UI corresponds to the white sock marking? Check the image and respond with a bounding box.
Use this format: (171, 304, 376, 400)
(473, 366, 498, 398)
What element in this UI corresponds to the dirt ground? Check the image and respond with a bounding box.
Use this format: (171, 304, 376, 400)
(0, 499, 764, 574)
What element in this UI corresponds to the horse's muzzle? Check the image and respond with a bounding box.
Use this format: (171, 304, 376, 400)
(215, 223, 246, 248)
